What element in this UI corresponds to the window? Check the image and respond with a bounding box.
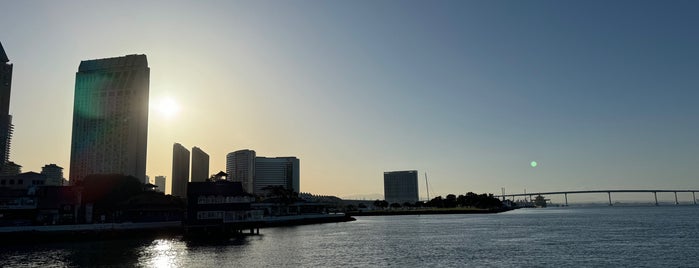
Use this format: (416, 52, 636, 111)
(18, 180, 23, 185)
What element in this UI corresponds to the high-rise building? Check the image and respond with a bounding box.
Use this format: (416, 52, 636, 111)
(254, 156, 299, 195)
(384, 170, 419, 204)
(171, 143, 190, 198)
(0, 42, 14, 170)
(226, 149, 256, 194)
(41, 164, 64, 186)
(154, 175, 166, 193)
(0, 161, 20, 176)
(68, 54, 150, 184)
(191, 147, 209, 182)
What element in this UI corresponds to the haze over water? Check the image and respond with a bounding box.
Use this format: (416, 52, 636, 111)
(2, 206, 698, 267)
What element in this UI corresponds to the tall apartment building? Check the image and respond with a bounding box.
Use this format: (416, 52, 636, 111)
(68, 54, 149, 184)
(226, 149, 256, 194)
(171, 143, 190, 198)
(190, 146, 209, 182)
(0, 42, 14, 170)
(154, 175, 166, 193)
(384, 170, 419, 204)
(41, 164, 64, 186)
(254, 157, 299, 195)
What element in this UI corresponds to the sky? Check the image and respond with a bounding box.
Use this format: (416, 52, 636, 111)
(1, 0, 697, 200)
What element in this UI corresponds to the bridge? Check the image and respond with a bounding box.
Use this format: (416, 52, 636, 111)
(495, 190, 699, 206)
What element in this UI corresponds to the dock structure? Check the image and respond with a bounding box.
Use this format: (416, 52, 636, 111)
(495, 189, 699, 206)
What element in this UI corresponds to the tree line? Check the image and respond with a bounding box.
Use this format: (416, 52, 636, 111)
(371, 192, 503, 210)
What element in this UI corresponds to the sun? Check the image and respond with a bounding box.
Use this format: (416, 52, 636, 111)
(156, 97, 180, 119)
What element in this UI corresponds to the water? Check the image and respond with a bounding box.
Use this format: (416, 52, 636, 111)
(2, 206, 698, 267)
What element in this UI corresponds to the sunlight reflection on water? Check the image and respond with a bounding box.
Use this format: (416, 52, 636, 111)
(2, 206, 698, 267)
(140, 238, 187, 268)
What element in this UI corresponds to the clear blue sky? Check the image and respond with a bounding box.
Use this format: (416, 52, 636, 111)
(1, 0, 697, 199)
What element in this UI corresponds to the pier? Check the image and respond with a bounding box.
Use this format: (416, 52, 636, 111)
(495, 189, 699, 206)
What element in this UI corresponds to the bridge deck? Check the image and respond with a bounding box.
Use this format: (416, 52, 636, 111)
(495, 189, 698, 206)
(496, 189, 699, 197)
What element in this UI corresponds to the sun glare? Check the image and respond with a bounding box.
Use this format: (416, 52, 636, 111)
(156, 97, 180, 119)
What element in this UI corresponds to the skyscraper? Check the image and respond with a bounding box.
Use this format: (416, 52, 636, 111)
(190, 146, 209, 182)
(154, 175, 166, 193)
(254, 156, 299, 195)
(383, 170, 419, 204)
(226, 149, 256, 194)
(171, 143, 190, 198)
(0, 42, 14, 170)
(69, 54, 150, 184)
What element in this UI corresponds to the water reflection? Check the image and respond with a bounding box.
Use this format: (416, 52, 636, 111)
(4, 207, 698, 267)
(140, 238, 186, 268)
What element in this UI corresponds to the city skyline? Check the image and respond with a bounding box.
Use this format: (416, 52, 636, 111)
(1, 1, 698, 199)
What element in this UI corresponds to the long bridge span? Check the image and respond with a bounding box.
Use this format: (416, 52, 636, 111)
(495, 190, 699, 206)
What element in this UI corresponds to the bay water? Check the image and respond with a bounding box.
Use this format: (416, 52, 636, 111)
(2, 206, 698, 267)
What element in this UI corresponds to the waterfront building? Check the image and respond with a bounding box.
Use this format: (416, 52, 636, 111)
(0, 42, 14, 171)
(154, 175, 166, 193)
(41, 164, 64, 186)
(384, 170, 419, 204)
(171, 143, 190, 198)
(68, 54, 150, 184)
(226, 149, 256, 194)
(186, 180, 259, 227)
(191, 147, 209, 182)
(254, 157, 299, 195)
(0, 172, 55, 190)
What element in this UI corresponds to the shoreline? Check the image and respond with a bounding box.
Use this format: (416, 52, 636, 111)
(346, 207, 515, 217)
(0, 214, 355, 244)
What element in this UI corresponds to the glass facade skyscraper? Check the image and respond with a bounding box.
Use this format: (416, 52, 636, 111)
(69, 55, 150, 183)
(384, 170, 419, 204)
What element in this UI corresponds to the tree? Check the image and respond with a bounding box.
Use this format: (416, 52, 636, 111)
(390, 203, 402, 209)
(444, 194, 457, 208)
(373, 200, 389, 210)
(261, 185, 299, 204)
(81, 174, 144, 222)
(456, 195, 466, 207)
(427, 196, 444, 208)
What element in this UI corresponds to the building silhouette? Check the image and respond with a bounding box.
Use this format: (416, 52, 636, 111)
(0, 172, 55, 190)
(68, 54, 150, 184)
(41, 164, 64, 186)
(0, 42, 14, 171)
(171, 143, 190, 198)
(190, 147, 209, 182)
(154, 175, 166, 193)
(0, 161, 20, 176)
(254, 156, 299, 195)
(384, 170, 419, 204)
(226, 149, 256, 194)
